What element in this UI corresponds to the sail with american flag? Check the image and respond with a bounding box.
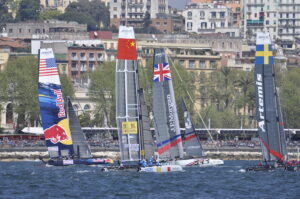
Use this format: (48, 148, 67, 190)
(38, 48, 74, 159)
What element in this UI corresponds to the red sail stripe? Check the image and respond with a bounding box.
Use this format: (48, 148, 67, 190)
(157, 137, 182, 155)
(183, 134, 197, 142)
(260, 138, 284, 160)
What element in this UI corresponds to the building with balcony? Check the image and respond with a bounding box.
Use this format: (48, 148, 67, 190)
(278, 0, 300, 45)
(243, 0, 279, 41)
(68, 41, 105, 81)
(5, 20, 88, 40)
(192, 0, 242, 27)
(110, 0, 169, 28)
(183, 3, 234, 34)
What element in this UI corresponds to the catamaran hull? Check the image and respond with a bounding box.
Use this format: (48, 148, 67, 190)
(139, 165, 183, 172)
(175, 158, 224, 167)
(45, 158, 114, 166)
(285, 165, 300, 171)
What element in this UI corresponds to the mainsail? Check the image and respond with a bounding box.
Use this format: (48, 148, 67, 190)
(152, 48, 184, 160)
(116, 26, 141, 162)
(138, 89, 155, 160)
(38, 48, 74, 158)
(181, 99, 204, 158)
(254, 32, 288, 162)
(67, 98, 92, 159)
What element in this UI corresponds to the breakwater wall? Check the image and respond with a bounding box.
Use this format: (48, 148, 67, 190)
(1, 147, 300, 161)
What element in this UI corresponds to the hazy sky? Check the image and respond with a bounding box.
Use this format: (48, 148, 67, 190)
(169, 0, 191, 10)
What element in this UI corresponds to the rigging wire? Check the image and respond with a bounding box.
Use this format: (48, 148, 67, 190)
(165, 49, 216, 143)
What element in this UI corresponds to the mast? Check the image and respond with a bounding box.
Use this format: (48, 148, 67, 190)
(254, 32, 287, 162)
(115, 26, 141, 162)
(152, 48, 184, 160)
(38, 48, 74, 159)
(181, 99, 204, 158)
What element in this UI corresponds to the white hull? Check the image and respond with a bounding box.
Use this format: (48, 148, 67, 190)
(175, 158, 224, 167)
(139, 165, 183, 172)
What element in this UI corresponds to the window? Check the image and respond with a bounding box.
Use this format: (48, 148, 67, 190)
(19, 28, 22, 33)
(179, 60, 185, 66)
(9, 29, 12, 33)
(201, 22, 207, 29)
(84, 104, 91, 111)
(187, 11, 192, 19)
(266, 20, 269, 25)
(200, 61, 205, 69)
(187, 22, 193, 30)
(211, 12, 216, 18)
(221, 22, 225, 27)
(200, 11, 205, 18)
(220, 12, 225, 18)
(89, 63, 94, 70)
(89, 53, 94, 60)
(189, 60, 195, 68)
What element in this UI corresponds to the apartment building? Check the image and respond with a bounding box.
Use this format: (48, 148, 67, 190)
(278, 0, 300, 46)
(5, 20, 88, 40)
(183, 3, 234, 34)
(110, 0, 169, 28)
(243, 0, 300, 48)
(192, 0, 242, 27)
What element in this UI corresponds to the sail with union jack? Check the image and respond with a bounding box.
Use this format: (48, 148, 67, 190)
(153, 63, 171, 82)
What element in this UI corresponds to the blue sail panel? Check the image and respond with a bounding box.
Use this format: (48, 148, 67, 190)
(38, 48, 74, 158)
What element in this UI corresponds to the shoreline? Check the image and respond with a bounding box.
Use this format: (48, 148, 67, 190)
(0, 149, 299, 162)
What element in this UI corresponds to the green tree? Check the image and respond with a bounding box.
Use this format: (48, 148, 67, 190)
(281, 68, 300, 128)
(16, 0, 40, 21)
(58, 0, 109, 31)
(0, 0, 13, 29)
(89, 62, 115, 127)
(2, 56, 74, 132)
(40, 10, 62, 20)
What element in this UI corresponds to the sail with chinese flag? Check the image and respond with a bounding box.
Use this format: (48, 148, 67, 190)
(117, 26, 137, 60)
(116, 26, 141, 162)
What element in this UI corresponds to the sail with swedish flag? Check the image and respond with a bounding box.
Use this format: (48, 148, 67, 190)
(254, 32, 287, 164)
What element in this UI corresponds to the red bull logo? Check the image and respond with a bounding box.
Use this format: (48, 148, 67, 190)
(44, 124, 70, 144)
(54, 89, 65, 118)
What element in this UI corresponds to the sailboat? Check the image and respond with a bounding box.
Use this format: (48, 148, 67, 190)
(114, 26, 182, 172)
(152, 48, 222, 167)
(38, 48, 113, 166)
(246, 32, 288, 171)
(176, 99, 224, 167)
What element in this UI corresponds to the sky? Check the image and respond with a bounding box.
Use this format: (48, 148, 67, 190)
(169, 0, 191, 10)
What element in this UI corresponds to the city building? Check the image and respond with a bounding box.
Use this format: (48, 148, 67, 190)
(243, 0, 300, 49)
(192, 0, 242, 27)
(5, 20, 88, 40)
(183, 3, 235, 35)
(68, 40, 105, 81)
(278, 0, 300, 48)
(110, 0, 169, 28)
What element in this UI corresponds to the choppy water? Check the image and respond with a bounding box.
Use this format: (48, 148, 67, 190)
(0, 160, 300, 199)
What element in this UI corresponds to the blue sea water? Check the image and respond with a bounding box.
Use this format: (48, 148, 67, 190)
(0, 160, 300, 199)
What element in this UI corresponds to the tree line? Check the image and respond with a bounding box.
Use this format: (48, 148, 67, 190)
(0, 56, 74, 133)
(1, 0, 161, 33)
(1, 56, 300, 132)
